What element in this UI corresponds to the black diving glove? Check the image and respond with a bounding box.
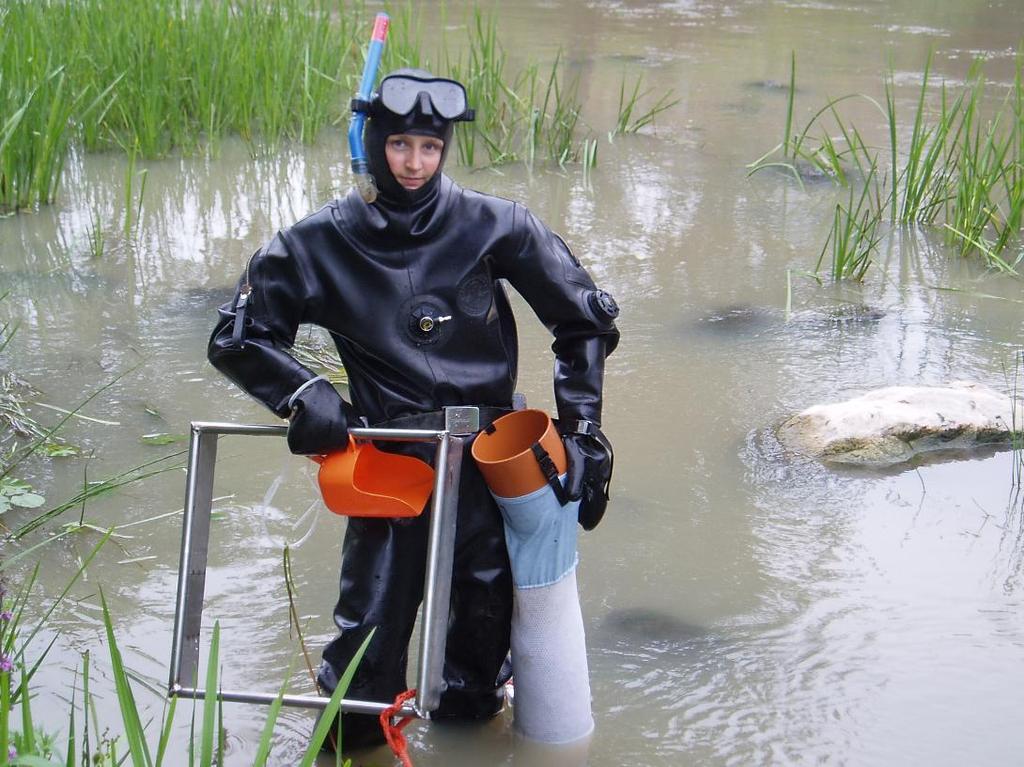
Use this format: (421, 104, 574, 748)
(561, 421, 614, 531)
(286, 377, 356, 455)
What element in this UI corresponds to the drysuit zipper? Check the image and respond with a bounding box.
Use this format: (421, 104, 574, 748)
(231, 255, 255, 348)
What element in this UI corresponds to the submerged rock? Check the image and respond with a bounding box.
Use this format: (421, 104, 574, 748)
(777, 382, 1021, 466)
(590, 607, 722, 656)
(598, 607, 709, 642)
(787, 303, 887, 328)
(742, 79, 794, 92)
(695, 304, 775, 335)
(602, 53, 649, 64)
(693, 303, 885, 339)
(794, 162, 839, 184)
(821, 303, 886, 325)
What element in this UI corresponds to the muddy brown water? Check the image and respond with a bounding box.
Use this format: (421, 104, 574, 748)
(3, 1, 1024, 765)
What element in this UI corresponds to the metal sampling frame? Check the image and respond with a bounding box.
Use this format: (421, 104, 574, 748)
(167, 406, 482, 719)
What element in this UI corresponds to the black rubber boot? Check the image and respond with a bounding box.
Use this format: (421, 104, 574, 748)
(312, 703, 387, 753)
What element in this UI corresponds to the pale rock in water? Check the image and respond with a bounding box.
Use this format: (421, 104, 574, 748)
(778, 382, 1021, 466)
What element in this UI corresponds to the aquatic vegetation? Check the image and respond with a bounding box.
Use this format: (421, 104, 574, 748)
(0, 539, 372, 764)
(61, 0, 356, 159)
(0, 374, 76, 458)
(611, 74, 680, 138)
(581, 137, 599, 186)
(0, 60, 79, 211)
(750, 50, 1024, 277)
(122, 146, 148, 240)
(12, 450, 186, 541)
(748, 54, 879, 188)
(0, 317, 14, 359)
(0, 0, 675, 212)
(382, 2, 427, 74)
(0, 478, 43, 517)
(528, 52, 585, 166)
(0, 357, 184, 541)
(0, 368, 78, 524)
(0, 578, 42, 764)
(890, 58, 1024, 273)
(0, 537, 109, 760)
(447, 12, 595, 167)
(943, 88, 1022, 269)
(86, 205, 106, 259)
(0, 362, 363, 760)
(447, 10, 509, 166)
(816, 164, 884, 282)
(884, 53, 968, 225)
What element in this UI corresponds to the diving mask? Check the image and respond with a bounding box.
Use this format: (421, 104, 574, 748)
(375, 74, 475, 122)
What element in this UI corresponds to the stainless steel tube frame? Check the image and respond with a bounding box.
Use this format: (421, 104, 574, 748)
(168, 414, 475, 719)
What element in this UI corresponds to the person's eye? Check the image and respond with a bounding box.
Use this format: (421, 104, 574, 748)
(388, 139, 406, 149)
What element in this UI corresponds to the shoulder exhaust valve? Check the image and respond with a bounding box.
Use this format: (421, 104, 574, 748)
(589, 289, 619, 321)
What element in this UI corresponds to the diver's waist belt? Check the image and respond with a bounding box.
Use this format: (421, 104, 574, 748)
(371, 406, 513, 433)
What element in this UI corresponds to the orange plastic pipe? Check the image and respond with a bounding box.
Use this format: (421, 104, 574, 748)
(471, 409, 566, 498)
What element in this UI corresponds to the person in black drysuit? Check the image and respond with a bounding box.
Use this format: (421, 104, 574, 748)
(207, 69, 619, 750)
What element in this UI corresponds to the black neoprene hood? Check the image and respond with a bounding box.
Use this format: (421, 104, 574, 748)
(365, 69, 464, 206)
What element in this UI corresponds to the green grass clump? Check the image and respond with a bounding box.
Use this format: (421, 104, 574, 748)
(817, 164, 884, 281)
(747, 53, 877, 189)
(750, 49, 1024, 278)
(884, 53, 968, 225)
(0, 61, 79, 211)
(4, 0, 357, 161)
(0, 0, 359, 211)
(612, 73, 680, 138)
(448, 12, 592, 168)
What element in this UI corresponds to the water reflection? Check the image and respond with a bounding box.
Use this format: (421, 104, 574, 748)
(2, 0, 1024, 764)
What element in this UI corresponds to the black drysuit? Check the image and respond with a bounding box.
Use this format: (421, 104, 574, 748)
(207, 172, 619, 743)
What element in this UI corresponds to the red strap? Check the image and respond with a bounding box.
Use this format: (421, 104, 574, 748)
(380, 688, 417, 767)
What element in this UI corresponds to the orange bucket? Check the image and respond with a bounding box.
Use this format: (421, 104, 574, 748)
(471, 409, 567, 498)
(314, 438, 435, 517)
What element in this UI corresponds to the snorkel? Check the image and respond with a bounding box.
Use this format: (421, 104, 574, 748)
(348, 12, 389, 203)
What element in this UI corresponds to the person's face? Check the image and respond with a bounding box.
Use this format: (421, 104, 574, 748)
(384, 133, 444, 191)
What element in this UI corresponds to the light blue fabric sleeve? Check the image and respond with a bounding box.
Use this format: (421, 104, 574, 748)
(492, 475, 580, 589)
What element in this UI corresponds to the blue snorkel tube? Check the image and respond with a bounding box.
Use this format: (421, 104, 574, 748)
(349, 13, 389, 203)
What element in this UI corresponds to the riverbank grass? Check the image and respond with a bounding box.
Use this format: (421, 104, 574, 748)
(0, 0, 676, 213)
